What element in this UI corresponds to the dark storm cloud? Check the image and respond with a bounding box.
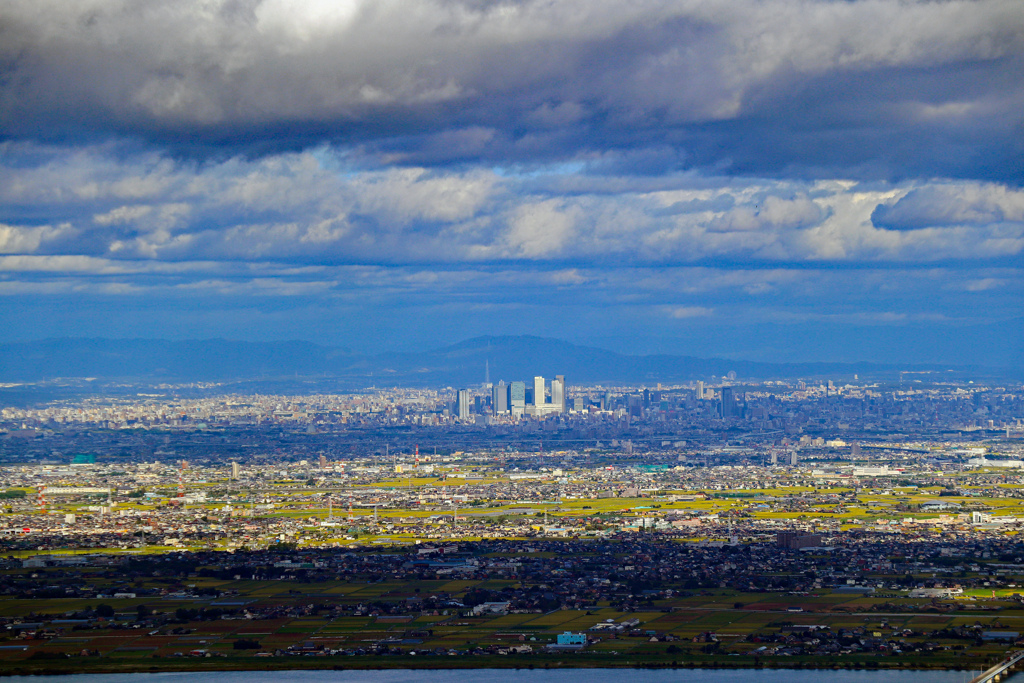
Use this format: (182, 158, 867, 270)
(686, 57, 1024, 182)
(2, 0, 1022, 180)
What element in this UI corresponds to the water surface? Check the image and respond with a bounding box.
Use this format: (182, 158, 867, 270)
(4, 668, 991, 683)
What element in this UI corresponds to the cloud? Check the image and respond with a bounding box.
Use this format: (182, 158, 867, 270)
(0, 2, 1020, 363)
(0, 223, 75, 253)
(667, 305, 713, 319)
(960, 278, 1006, 292)
(707, 195, 824, 232)
(872, 183, 1024, 230)
(92, 205, 153, 225)
(2, 143, 1023, 267)
(502, 199, 580, 258)
(351, 167, 499, 223)
(652, 194, 736, 216)
(0, 0, 1021, 180)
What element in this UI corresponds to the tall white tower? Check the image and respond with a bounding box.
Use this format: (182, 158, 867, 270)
(533, 376, 546, 406)
(552, 376, 565, 413)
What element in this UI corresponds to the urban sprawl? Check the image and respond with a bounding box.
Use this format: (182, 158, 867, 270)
(1, 372, 1023, 675)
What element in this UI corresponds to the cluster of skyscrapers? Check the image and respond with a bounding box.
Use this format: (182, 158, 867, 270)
(456, 375, 567, 420)
(451, 375, 751, 422)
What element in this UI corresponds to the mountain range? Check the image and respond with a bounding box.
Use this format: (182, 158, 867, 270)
(0, 336, 1012, 388)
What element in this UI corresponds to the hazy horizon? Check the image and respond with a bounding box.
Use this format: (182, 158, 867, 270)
(2, 322, 1021, 368)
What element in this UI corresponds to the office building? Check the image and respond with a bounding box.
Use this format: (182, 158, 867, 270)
(493, 381, 509, 414)
(509, 381, 526, 418)
(522, 374, 569, 418)
(509, 381, 526, 408)
(696, 381, 704, 400)
(552, 375, 565, 413)
(721, 387, 735, 418)
(533, 376, 546, 406)
(457, 389, 470, 421)
(627, 394, 643, 418)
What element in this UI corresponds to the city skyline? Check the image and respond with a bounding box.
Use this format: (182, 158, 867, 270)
(4, 334, 1016, 393)
(0, 0, 1021, 366)
(0, 326, 1021, 673)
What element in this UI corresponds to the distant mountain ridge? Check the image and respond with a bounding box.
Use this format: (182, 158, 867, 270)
(0, 335, 1010, 385)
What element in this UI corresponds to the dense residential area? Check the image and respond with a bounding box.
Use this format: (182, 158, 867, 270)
(0, 375, 1021, 674)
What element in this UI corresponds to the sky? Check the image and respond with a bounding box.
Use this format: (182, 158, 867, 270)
(1, 0, 1022, 366)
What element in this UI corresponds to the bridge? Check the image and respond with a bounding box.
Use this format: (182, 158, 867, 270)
(970, 650, 1024, 683)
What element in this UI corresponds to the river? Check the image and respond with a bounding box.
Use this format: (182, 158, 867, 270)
(0, 669, 1002, 683)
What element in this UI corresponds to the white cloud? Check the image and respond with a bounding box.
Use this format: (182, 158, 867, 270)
(93, 205, 153, 225)
(961, 278, 1005, 292)
(0, 223, 74, 254)
(351, 168, 498, 224)
(668, 305, 713, 319)
(1, 143, 1022, 269)
(503, 199, 580, 258)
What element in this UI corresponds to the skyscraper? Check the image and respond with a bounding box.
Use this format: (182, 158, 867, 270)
(627, 394, 643, 418)
(552, 375, 565, 413)
(721, 386, 735, 418)
(696, 381, 704, 400)
(457, 389, 470, 420)
(493, 381, 509, 414)
(509, 381, 526, 415)
(533, 376, 546, 406)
